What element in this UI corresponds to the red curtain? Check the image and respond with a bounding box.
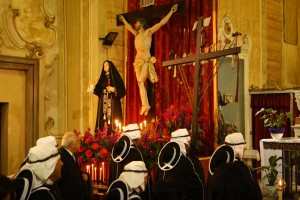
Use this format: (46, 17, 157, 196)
(250, 93, 299, 151)
(125, 0, 215, 156)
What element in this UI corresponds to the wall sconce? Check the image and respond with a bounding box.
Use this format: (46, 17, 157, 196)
(99, 32, 118, 46)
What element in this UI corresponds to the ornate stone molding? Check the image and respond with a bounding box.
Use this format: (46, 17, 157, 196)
(249, 79, 290, 92)
(295, 91, 300, 111)
(2, 0, 57, 58)
(45, 116, 55, 135)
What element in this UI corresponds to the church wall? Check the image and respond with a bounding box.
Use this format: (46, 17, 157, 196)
(0, 0, 125, 142)
(0, 69, 26, 174)
(218, 0, 300, 89)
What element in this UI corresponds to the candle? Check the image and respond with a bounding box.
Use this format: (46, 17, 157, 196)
(140, 123, 143, 130)
(94, 167, 97, 182)
(100, 167, 102, 181)
(278, 190, 282, 200)
(91, 164, 94, 180)
(119, 123, 122, 130)
(86, 165, 90, 174)
(115, 120, 119, 130)
(144, 120, 147, 128)
(102, 162, 105, 182)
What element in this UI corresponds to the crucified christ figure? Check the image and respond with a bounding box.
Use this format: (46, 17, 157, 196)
(119, 4, 178, 115)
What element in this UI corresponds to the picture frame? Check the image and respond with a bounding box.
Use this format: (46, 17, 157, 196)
(141, 0, 155, 7)
(223, 94, 233, 103)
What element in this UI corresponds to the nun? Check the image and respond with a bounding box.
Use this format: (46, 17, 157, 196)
(106, 161, 148, 200)
(17, 143, 63, 200)
(207, 133, 262, 200)
(155, 128, 206, 200)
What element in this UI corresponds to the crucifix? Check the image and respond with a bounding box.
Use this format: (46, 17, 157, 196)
(116, 1, 185, 26)
(162, 17, 241, 154)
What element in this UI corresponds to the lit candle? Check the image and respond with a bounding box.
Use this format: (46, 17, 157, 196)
(87, 165, 90, 174)
(119, 123, 122, 131)
(115, 120, 119, 130)
(102, 162, 105, 182)
(276, 178, 286, 200)
(94, 167, 97, 182)
(144, 120, 147, 128)
(91, 164, 94, 180)
(100, 167, 102, 181)
(140, 123, 143, 130)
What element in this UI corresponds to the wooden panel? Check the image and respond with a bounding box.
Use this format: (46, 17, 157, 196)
(266, 0, 282, 82)
(284, 0, 298, 44)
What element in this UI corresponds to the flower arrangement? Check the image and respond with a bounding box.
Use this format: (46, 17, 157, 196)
(75, 104, 206, 170)
(140, 104, 193, 169)
(255, 108, 292, 129)
(74, 124, 120, 165)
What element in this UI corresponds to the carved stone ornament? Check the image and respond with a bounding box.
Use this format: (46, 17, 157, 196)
(2, 1, 57, 58)
(295, 91, 300, 111)
(262, 79, 283, 90)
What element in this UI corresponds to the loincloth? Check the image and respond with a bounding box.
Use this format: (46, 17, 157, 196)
(133, 57, 158, 83)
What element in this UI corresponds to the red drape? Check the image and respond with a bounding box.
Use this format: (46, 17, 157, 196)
(125, 0, 215, 156)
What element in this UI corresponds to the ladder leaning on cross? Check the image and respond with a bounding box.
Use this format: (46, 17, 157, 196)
(162, 16, 241, 154)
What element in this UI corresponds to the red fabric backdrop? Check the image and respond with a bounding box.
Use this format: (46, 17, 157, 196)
(125, 0, 215, 156)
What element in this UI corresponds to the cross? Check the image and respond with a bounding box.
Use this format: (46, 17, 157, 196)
(162, 17, 241, 154)
(116, 1, 185, 26)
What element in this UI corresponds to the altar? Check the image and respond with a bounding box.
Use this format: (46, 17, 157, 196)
(260, 137, 300, 196)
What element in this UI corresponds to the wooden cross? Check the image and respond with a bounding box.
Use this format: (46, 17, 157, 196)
(162, 17, 241, 154)
(116, 1, 185, 26)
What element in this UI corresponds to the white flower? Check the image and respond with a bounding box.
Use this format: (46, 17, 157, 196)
(255, 108, 265, 116)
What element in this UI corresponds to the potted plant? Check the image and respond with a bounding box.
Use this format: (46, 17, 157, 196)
(254, 155, 290, 197)
(255, 108, 292, 139)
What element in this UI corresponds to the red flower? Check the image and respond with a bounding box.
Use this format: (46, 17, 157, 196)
(91, 157, 97, 164)
(184, 107, 192, 114)
(185, 115, 192, 123)
(99, 147, 108, 158)
(172, 114, 179, 121)
(85, 138, 92, 144)
(77, 156, 83, 164)
(91, 143, 100, 150)
(77, 147, 84, 153)
(85, 149, 93, 157)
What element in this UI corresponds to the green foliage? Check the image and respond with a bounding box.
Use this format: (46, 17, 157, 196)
(254, 155, 291, 186)
(255, 108, 292, 129)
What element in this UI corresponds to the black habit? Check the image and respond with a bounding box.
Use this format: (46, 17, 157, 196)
(155, 154, 206, 200)
(94, 60, 126, 133)
(207, 161, 262, 200)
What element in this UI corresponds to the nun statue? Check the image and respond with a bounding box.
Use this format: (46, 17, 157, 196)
(91, 60, 126, 133)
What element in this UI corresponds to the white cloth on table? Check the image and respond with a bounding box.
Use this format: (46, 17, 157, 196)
(259, 139, 283, 185)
